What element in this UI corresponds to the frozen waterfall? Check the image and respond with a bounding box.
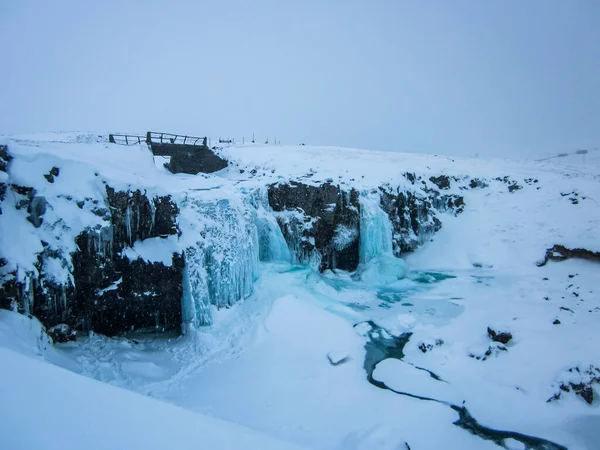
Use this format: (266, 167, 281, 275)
(256, 213, 291, 263)
(358, 193, 406, 284)
(180, 195, 260, 327)
(252, 190, 291, 263)
(359, 193, 393, 263)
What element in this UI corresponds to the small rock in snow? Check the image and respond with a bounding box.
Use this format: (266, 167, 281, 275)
(47, 323, 77, 343)
(487, 327, 512, 344)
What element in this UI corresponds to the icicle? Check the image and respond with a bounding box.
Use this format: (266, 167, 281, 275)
(125, 203, 132, 246)
(149, 197, 156, 236)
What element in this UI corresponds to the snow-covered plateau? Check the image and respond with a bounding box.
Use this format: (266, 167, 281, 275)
(1, 132, 599, 450)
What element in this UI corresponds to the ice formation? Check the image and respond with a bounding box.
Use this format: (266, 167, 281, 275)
(180, 194, 261, 327)
(358, 193, 394, 264)
(252, 190, 291, 263)
(357, 193, 406, 284)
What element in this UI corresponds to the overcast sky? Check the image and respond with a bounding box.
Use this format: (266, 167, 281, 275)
(1, 0, 598, 157)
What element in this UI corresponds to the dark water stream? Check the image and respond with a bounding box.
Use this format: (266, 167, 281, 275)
(357, 320, 568, 450)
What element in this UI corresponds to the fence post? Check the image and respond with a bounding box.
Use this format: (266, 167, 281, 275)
(146, 132, 152, 145)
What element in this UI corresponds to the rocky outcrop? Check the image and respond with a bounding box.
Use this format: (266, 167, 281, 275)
(105, 186, 179, 249)
(487, 327, 513, 345)
(379, 175, 464, 254)
(76, 252, 184, 336)
(0, 144, 10, 173)
(47, 323, 77, 343)
(268, 177, 465, 270)
(548, 365, 600, 405)
(537, 244, 600, 267)
(268, 181, 360, 272)
(379, 186, 442, 254)
(0, 145, 8, 215)
(154, 143, 228, 175)
(0, 172, 184, 336)
(70, 187, 183, 335)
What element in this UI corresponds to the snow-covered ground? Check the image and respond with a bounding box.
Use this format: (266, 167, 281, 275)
(1, 133, 599, 449)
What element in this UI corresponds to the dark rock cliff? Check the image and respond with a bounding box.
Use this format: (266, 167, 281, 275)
(268, 181, 360, 272)
(0, 152, 184, 337)
(379, 174, 464, 254)
(269, 178, 465, 270)
(152, 143, 228, 175)
(70, 187, 183, 335)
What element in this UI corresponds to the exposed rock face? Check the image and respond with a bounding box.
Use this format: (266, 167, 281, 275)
(152, 143, 228, 174)
(379, 186, 442, 254)
(429, 175, 450, 190)
(0, 164, 184, 336)
(0, 145, 8, 215)
(268, 178, 464, 270)
(469, 178, 488, 189)
(379, 176, 463, 254)
(76, 253, 184, 336)
(268, 181, 360, 272)
(0, 144, 10, 173)
(537, 244, 600, 267)
(105, 186, 179, 250)
(487, 327, 513, 344)
(47, 323, 77, 343)
(70, 187, 183, 335)
(548, 365, 600, 405)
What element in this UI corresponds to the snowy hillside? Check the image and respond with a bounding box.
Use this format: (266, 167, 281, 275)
(1, 133, 599, 450)
(0, 312, 305, 450)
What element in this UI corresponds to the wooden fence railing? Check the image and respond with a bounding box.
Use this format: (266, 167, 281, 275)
(108, 134, 147, 145)
(108, 132, 208, 147)
(146, 132, 207, 146)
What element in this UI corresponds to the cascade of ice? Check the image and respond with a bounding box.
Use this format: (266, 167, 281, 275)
(358, 193, 406, 284)
(359, 193, 393, 263)
(251, 189, 291, 263)
(182, 246, 211, 327)
(256, 213, 291, 262)
(180, 194, 260, 327)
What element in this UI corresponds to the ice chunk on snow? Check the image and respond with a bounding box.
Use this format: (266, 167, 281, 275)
(327, 350, 351, 365)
